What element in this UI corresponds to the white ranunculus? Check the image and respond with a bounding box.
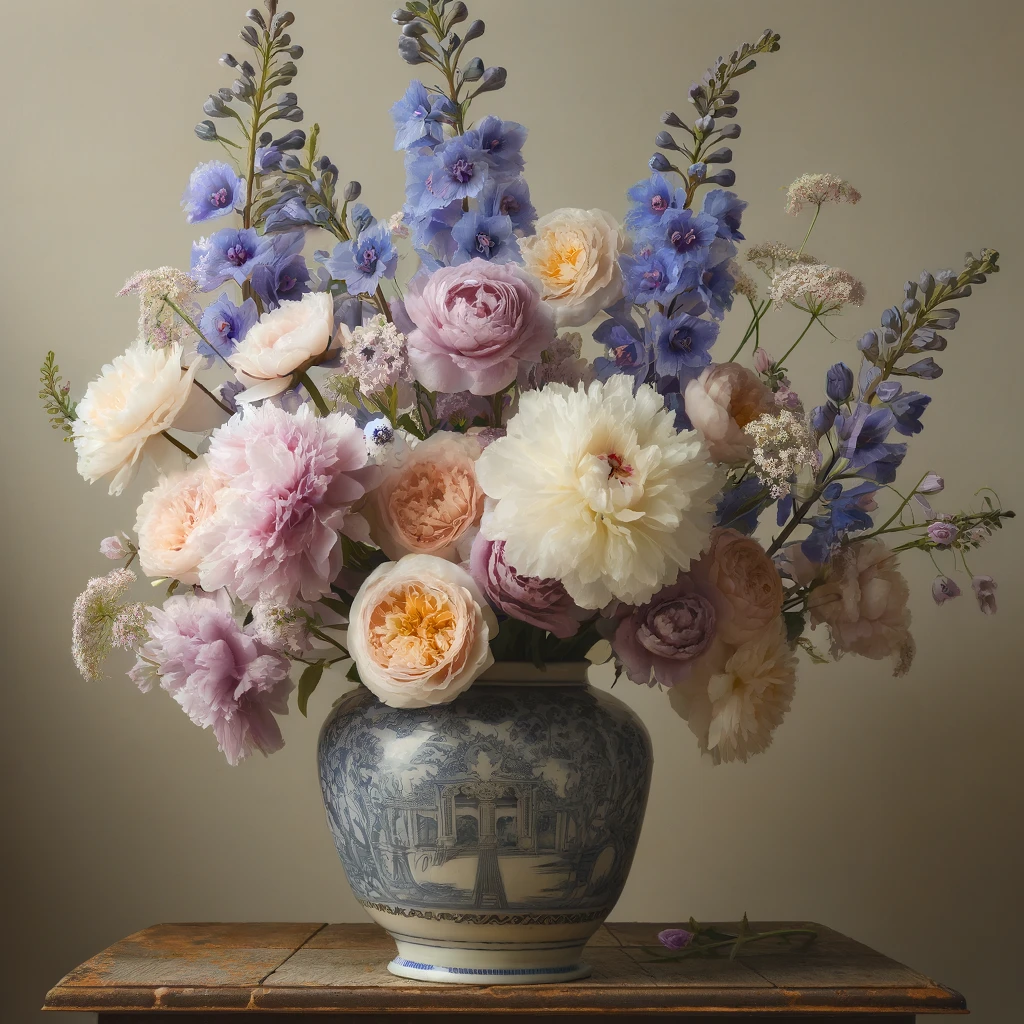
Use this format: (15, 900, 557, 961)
(74, 340, 199, 495)
(518, 208, 627, 327)
(228, 291, 334, 403)
(475, 375, 721, 609)
(348, 554, 497, 709)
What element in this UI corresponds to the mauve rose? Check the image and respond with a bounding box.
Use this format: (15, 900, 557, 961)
(469, 534, 586, 639)
(927, 521, 958, 546)
(404, 258, 555, 396)
(613, 576, 717, 688)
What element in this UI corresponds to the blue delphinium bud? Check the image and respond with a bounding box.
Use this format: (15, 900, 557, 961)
(398, 35, 426, 64)
(811, 402, 838, 435)
(705, 147, 733, 164)
(472, 66, 507, 95)
(220, 53, 239, 68)
(288, 45, 303, 59)
(392, 9, 416, 23)
(463, 19, 485, 42)
(449, 2, 469, 23)
(825, 362, 854, 402)
(695, 114, 715, 133)
(715, 105, 738, 119)
(240, 25, 260, 47)
(718, 123, 741, 139)
(649, 153, 672, 172)
(875, 381, 902, 402)
(706, 169, 736, 186)
(661, 111, 685, 128)
(462, 57, 484, 81)
(245, 8, 266, 30)
(270, 11, 295, 35)
(687, 163, 707, 181)
(343, 180, 362, 202)
(881, 306, 902, 331)
(204, 95, 232, 118)
(194, 120, 218, 141)
(721, 89, 740, 104)
(655, 130, 680, 150)
(930, 308, 960, 329)
(857, 330, 879, 357)
(905, 357, 943, 379)
(402, 20, 429, 37)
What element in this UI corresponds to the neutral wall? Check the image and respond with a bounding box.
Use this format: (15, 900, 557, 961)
(3, 1, 1022, 1020)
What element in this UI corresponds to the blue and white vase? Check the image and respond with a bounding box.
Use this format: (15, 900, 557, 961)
(318, 661, 653, 984)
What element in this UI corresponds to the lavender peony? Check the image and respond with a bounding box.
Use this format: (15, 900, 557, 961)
(469, 534, 586, 638)
(199, 403, 373, 604)
(404, 258, 554, 396)
(613, 575, 718, 687)
(130, 593, 293, 765)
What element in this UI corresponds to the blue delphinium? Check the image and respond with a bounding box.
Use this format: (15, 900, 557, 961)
(593, 307, 652, 385)
(835, 404, 907, 483)
(801, 481, 878, 561)
(478, 177, 536, 234)
(414, 136, 489, 211)
(700, 189, 747, 241)
(696, 249, 736, 319)
(250, 233, 310, 308)
(181, 160, 245, 224)
(621, 244, 687, 303)
(451, 210, 517, 264)
(657, 208, 720, 272)
(624, 173, 682, 233)
(190, 227, 273, 290)
(323, 220, 398, 296)
(883, 386, 931, 435)
(198, 293, 259, 360)
(466, 115, 527, 178)
(263, 195, 325, 233)
(390, 80, 453, 150)
(649, 310, 719, 377)
(716, 475, 769, 534)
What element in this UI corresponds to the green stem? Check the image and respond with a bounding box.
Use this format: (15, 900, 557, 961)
(767, 491, 820, 557)
(307, 625, 349, 655)
(857, 471, 929, 540)
(164, 297, 234, 376)
(243, 37, 273, 229)
(296, 370, 330, 416)
(776, 313, 818, 367)
(161, 430, 198, 460)
(798, 203, 821, 255)
(728, 300, 770, 362)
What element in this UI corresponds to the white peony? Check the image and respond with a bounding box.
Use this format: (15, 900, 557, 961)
(518, 208, 627, 327)
(348, 554, 497, 709)
(74, 340, 199, 495)
(228, 291, 334, 403)
(475, 375, 721, 609)
(670, 620, 796, 765)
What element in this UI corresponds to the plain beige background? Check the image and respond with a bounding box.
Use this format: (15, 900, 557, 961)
(3, 0, 1023, 1020)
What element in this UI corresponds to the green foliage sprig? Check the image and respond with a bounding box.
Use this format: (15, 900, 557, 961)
(38, 351, 76, 440)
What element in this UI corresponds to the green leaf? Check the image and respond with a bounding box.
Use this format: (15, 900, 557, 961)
(297, 660, 325, 717)
(346, 661, 362, 684)
(396, 413, 426, 440)
(796, 636, 829, 664)
(783, 610, 805, 644)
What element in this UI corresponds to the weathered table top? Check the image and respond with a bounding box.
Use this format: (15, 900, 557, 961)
(43, 921, 966, 1021)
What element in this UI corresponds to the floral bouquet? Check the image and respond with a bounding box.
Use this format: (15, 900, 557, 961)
(41, 0, 1012, 768)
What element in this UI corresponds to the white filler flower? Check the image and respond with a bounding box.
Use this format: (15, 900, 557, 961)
(476, 375, 720, 609)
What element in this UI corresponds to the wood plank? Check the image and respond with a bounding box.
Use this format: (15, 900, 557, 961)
(99, 1015, 921, 1023)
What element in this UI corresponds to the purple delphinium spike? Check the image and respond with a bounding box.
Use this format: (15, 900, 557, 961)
(181, 160, 245, 223)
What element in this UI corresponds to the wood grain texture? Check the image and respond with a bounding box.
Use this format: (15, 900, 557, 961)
(43, 920, 968, 1016)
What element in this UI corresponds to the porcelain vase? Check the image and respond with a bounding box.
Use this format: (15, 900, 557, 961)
(317, 662, 653, 984)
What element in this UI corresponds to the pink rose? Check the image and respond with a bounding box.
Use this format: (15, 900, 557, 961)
(369, 431, 484, 561)
(808, 539, 912, 661)
(613, 574, 718, 688)
(683, 363, 776, 464)
(404, 259, 554, 395)
(693, 528, 784, 646)
(469, 534, 586, 639)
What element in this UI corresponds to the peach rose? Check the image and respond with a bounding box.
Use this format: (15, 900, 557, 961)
(228, 291, 334, 403)
(683, 363, 776, 464)
(808, 539, 911, 661)
(519, 208, 627, 327)
(694, 528, 784, 646)
(134, 463, 224, 584)
(348, 554, 497, 708)
(369, 432, 484, 560)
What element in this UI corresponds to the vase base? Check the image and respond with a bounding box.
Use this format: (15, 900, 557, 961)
(387, 955, 592, 985)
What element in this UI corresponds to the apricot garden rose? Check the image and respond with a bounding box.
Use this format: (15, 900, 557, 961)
(683, 363, 776, 464)
(348, 554, 497, 708)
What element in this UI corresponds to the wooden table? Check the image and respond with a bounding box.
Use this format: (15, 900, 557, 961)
(42, 921, 966, 1021)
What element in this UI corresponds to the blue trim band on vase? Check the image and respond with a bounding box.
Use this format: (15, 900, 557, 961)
(392, 958, 583, 977)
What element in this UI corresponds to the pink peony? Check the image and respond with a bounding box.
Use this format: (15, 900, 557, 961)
(369, 431, 484, 560)
(469, 534, 587, 639)
(693, 528, 784, 646)
(683, 363, 776, 464)
(199, 403, 373, 604)
(613, 574, 717, 688)
(808, 539, 912, 662)
(403, 259, 554, 396)
(130, 592, 293, 765)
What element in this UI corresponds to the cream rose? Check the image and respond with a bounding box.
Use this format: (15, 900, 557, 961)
(518, 208, 627, 327)
(348, 554, 497, 708)
(808, 539, 912, 662)
(134, 463, 223, 584)
(683, 363, 776, 464)
(228, 291, 334, 403)
(369, 432, 484, 560)
(695, 528, 784, 646)
(74, 340, 199, 496)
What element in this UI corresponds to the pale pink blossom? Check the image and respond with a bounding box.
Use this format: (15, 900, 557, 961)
(129, 592, 293, 765)
(99, 536, 127, 560)
(404, 259, 554, 395)
(770, 263, 865, 314)
(72, 568, 149, 681)
(785, 173, 862, 215)
(683, 363, 777, 464)
(199, 403, 372, 604)
(972, 575, 997, 614)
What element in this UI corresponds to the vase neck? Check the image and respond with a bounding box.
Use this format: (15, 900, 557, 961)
(476, 661, 590, 685)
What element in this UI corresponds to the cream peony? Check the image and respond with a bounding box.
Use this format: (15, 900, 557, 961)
(476, 375, 721, 609)
(683, 363, 776, 464)
(518, 208, 627, 327)
(368, 432, 484, 560)
(694, 528, 784, 645)
(74, 340, 199, 495)
(228, 291, 334, 403)
(808, 539, 912, 662)
(348, 554, 497, 709)
(134, 463, 223, 584)
(671, 621, 796, 765)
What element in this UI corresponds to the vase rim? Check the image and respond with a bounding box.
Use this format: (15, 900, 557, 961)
(477, 661, 591, 684)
